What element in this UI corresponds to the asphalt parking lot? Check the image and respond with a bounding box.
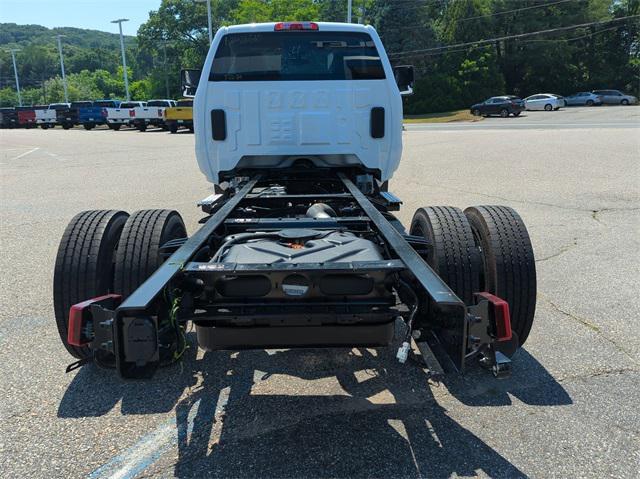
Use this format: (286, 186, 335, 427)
(1, 106, 639, 478)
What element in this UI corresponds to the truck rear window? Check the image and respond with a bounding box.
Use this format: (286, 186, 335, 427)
(210, 31, 385, 81)
(94, 101, 117, 107)
(177, 100, 193, 107)
(71, 102, 93, 108)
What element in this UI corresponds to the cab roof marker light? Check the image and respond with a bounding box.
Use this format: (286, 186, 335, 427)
(274, 22, 319, 31)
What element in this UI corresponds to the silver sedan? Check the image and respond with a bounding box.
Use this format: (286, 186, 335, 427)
(565, 92, 603, 106)
(592, 90, 638, 105)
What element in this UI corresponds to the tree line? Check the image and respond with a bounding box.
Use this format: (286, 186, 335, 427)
(1, 0, 638, 113)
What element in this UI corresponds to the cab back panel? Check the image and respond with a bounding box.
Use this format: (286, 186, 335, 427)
(195, 24, 402, 183)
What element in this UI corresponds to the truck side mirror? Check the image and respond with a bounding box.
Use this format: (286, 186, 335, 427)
(181, 69, 202, 98)
(393, 65, 414, 96)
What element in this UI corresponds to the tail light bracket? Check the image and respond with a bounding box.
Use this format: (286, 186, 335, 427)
(67, 294, 121, 347)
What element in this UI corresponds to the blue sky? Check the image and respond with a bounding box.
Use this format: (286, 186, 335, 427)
(0, 0, 162, 35)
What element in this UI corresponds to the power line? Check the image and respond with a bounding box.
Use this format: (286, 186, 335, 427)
(456, 0, 579, 23)
(388, 15, 639, 58)
(395, 23, 627, 63)
(522, 24, 623, 43)
(390, 0, 583, 31)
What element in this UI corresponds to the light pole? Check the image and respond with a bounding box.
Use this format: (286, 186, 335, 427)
(347, 0, 352, 23)
(5, 49, 22, 106)
(56, 35, 69, 103)
(163, 40, 170, 98)
(111, 18, 130, 101)
(195, 0, 213, 44)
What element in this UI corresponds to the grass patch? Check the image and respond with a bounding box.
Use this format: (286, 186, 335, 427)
(403, 109, 481, 123)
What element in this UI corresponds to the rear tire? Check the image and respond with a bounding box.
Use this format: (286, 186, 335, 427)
(112, 124, 121, 131)
(464, 206, 537, 346)
(410, 206, 480, 305)
(53, 210, 129, 359)
(83, 123, 94, 130)
(472, 109, 481, 117)
(544, 104, 553, 111)
(62, 124, 71, 130)
(114, 209, 187, 298)
(169, 123, 178, 134)
(621, 99, 629, 105)
(500, 109, 509, 118)
(586, 100, 594, 106)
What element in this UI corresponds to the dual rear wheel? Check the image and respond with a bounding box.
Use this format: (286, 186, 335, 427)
(410, 205, 537, 349)
(53, 209, 186, 360)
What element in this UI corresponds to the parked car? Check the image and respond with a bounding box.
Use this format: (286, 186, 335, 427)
(524, 93, 564, 111)
(34, 105, 56, 129)
(592, 89, 638, 105)
(16, 106, 38, 128)
(130, 99, 175, 131)
(565, 92, 602, 106)
(55, 102, 87, 129)
(470, 96, 525, 117)
(0, 107, 17, 128)
(164, 99, 193, 133)
(104, 101, 145, 130)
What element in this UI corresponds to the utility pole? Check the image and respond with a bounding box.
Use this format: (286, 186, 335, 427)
(111, 18, 131, 101)
(347, 0, 352, 23)
(195, 0, 213, 44)
(5, 49, 22, 106)
(56, 35, 69, 103)
(163, 40, 170, 98)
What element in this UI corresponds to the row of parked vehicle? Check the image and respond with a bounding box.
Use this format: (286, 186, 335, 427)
(470, 89, 638, 117)
(0, 99, 194, 132)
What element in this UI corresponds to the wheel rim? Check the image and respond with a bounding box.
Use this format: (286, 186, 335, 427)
(545, 104, 552, 111)
(501, 109, 508, 117)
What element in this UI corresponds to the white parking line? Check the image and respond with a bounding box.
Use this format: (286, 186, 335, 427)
(88, 387, 229, 479)
(9, 147, 39, 161)
(88, 400, 201, 479)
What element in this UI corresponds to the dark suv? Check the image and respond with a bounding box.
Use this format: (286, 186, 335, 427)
(470, 96, 525, 117)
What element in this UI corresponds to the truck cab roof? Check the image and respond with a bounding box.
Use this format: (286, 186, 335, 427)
(220, 22, 374, 34)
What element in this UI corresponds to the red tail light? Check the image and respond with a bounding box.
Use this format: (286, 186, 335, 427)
(101, 108, 108, 117)
(68, 294, 122, 347)
(274, 22, 319, 31)
(129, 109, 135, 117)
(475, 292, 512, 341)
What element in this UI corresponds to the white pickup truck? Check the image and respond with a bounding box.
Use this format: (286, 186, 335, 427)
(105, 101, 146, 130)
(35, 106, 57, 129)
(53, 22, 537, 383)
(130, 99, 176, 131)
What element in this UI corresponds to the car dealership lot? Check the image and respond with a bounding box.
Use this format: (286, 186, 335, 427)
(1, 107, 638, 478)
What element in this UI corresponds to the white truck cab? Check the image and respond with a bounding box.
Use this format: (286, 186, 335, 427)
(189, 22, 413, 185)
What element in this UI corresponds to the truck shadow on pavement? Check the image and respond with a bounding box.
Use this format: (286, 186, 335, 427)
(58, 337, 570, 478)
